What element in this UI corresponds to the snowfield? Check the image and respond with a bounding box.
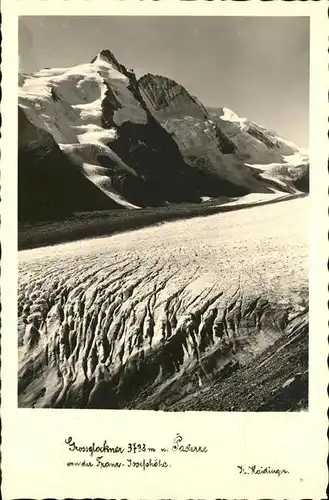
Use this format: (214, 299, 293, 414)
(18, 197, 308, 409)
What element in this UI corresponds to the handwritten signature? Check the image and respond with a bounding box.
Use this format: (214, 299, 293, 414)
(237, 465, 289, 477)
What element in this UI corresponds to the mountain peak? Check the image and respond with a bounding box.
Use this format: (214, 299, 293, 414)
(91, 48, 124, 71)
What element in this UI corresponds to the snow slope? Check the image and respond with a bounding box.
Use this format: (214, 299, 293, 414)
(210, 106, 307, 166)
(19, 53, 148, 209)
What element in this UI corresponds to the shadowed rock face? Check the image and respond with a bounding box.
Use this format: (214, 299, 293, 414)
(294, 167, 309, 192)
(18, 107, 119, 221)
(98, 52, 205, 204)
(18, 197, 308, 410)
(139, 73, 237, 155)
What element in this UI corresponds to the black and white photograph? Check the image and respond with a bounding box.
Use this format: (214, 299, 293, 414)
(18, 15, 310, 411)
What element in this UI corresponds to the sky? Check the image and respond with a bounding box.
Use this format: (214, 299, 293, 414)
(19, 16, 310, 147)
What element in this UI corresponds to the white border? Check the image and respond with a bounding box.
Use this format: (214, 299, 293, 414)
(1, 1, 328, 499)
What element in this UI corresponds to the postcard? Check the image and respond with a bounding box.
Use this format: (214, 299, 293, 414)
(1, 0, 327, 498)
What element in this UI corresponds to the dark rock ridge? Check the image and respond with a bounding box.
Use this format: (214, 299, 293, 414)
(94, 50, 203, 204)
(139, 73, 237, 155)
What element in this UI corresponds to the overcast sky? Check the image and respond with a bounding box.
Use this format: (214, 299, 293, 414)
(19, 16, 309, 147)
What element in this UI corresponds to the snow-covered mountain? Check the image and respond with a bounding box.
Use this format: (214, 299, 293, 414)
(139, 74, 309, 194)
(209, 106, 309, 192)
(19, 50, 203, 220)
(18, 49, 308, 221)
